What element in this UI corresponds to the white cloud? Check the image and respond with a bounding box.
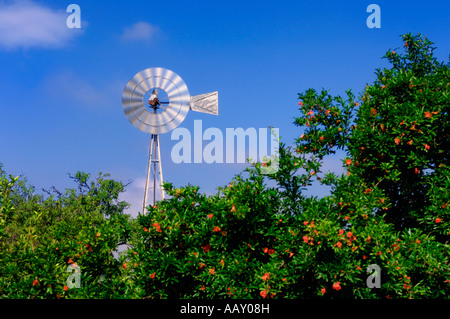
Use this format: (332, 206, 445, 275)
(120, 176, 145, 218)
(120, 22, 156, 42)
(40, 71, 123, 110)
(41, 71, 102, 107)
(0, 0, 81, 50)
(119, 175, 170, 218)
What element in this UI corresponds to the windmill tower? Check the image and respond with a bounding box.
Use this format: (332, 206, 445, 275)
(122, 68, 218, 214)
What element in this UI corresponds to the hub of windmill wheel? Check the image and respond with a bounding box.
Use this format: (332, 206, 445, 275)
(149, 97, 159, 111)
(144, 88, 169, 114)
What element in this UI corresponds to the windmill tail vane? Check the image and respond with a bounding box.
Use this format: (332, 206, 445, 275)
(122, 68, 218, 214)
(190, 91, 219, 115)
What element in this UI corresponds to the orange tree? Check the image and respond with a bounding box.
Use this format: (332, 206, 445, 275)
(0, 169, 132, 298)
(120, 173, 286, 298)
(348, 34, 449, 235)
(278, 32, 449, 298)
(121, 33, 449, 299)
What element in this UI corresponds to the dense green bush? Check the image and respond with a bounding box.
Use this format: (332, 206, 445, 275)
(0, 33, 448, 299)
(0, 169, 132, 298)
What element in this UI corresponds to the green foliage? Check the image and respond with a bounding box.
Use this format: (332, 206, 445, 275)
(0, 170, 132, 298)
(0, 166, 19, 238)
(348, 33, 450, 231)
(123, 174, 284, 298)
(0, 33, 448, 299)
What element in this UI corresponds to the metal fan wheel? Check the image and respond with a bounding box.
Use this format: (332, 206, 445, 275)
(122, 68, 191, 134)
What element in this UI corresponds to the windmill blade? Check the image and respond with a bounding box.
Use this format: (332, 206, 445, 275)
(122, 68, 191, 134)
(190, 91, 219, 115)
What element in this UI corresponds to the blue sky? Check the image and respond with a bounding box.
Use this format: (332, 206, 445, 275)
(1, 0, 449, 216)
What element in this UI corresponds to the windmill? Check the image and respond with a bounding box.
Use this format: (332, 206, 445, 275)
(122, 68, 218, 214)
